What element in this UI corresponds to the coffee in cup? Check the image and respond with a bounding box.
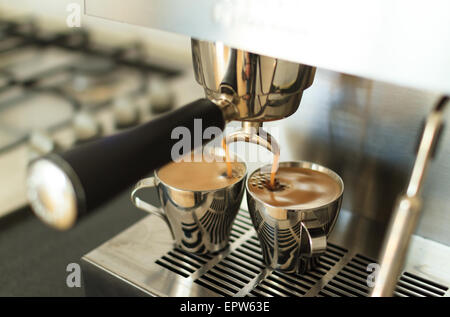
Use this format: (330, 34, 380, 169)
(246, 161, 343, 274)
(158, 152, 245, 191)
(248, 166, 341, 209)
(132, 150, 247, 254)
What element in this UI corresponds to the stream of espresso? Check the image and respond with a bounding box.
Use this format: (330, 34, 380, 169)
(269, 154, 279, 188)
(222, 138, 233, 179)
(222, 138, 279, 188)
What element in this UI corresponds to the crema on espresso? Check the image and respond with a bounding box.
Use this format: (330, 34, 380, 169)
(248, 166, 341, 209)
(157, 153, 246, 191)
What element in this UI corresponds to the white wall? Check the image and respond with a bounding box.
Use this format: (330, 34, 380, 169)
(0, 0, 192, 68)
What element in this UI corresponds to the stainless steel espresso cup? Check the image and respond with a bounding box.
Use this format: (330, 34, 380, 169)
(246, 161, 344, 274)
(131, 161, 247, 254)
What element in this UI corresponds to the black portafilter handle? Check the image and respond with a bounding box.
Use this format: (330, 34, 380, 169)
(26, 98, 226, 230)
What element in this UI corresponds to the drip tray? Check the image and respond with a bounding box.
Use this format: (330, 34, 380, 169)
(82, 208, 450, 297)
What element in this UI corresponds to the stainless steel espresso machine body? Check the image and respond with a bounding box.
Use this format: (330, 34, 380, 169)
(30, 0, 450, 297)
(191, 39, 315, 122)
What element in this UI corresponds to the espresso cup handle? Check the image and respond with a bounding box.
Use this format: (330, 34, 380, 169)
(301, 221, 327, 257)
(131, 177, 175, 240)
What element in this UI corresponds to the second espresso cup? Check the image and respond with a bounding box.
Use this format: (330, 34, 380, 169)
(131, 155, 247, 254)
(246, 161, 344, 274)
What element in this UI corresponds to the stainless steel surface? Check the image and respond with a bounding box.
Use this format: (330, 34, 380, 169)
(406, 99, 448, 198)
(86, 0, 450, 94)
(372, 97, 449, 296)
(371, 196, 421, 297)
(26, 158, 78, 230)
(246, 161, 343, 274)
(79, 5, 450, 241)
(192, 39, 315, 122)
(81, 205, 450, 297)
(131, 161, 247, 254)
(259, 69, 450, 246)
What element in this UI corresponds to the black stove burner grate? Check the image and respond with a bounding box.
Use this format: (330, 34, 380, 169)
(0, 19, 183, 154)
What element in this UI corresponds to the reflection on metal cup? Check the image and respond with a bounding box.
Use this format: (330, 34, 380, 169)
(246, 161, 344, 274)
(131, 162, 247, 254)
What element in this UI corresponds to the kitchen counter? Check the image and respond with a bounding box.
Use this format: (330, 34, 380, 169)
(0, 186, 155, 296)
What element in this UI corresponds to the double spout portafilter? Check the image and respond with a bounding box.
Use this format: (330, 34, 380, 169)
(26, 40, 315, 230)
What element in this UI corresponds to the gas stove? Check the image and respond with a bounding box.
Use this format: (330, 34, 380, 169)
(0, 18, 183, 217)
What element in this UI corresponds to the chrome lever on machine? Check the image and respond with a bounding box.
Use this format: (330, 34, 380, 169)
(371, 96, 449, 297)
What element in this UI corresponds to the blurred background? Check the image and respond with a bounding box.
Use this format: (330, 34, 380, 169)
(0, 0, 194, 219)
(0, 0, 199, 296)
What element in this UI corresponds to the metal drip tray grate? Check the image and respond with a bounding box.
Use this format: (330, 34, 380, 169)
(82, 208, 450, 297)
(319, 255, 449, 297)
(189, 238, 347, 297)
(153, 209, 449, 297)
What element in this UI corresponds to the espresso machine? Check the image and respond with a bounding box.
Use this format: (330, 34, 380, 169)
(26, 0, 450, 297)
